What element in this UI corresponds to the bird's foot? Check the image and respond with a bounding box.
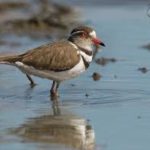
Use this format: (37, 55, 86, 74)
(30, 82, 37, 88)
(26, 74, 36, 88)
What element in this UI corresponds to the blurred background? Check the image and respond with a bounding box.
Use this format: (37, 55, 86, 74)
(0, 0, 150, 150)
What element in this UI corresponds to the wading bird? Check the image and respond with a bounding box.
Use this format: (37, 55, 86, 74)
(0, 26, 105, 97)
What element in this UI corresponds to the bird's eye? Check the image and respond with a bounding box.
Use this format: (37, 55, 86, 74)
(81, 32, 87, 38)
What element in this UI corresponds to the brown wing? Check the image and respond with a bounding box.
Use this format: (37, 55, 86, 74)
(20, 41, 80, 71)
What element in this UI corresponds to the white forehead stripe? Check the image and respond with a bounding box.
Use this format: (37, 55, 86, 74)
(71, 31, 84, 36)
(90, 30, 96, 38)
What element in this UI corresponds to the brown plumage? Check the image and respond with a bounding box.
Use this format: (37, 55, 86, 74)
(0, 54, 22, 63)
(0, 41, 80, 71)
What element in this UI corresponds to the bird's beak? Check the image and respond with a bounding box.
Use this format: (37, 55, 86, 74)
(92, 38, 105, 47)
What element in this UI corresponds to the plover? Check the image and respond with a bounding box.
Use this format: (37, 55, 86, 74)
(0, 26, 105, 97)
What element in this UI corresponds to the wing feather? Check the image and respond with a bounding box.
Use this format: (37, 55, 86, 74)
(21, 41, 80, 71)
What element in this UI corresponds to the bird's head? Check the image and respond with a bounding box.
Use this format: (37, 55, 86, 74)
(68, 26, 105, 50)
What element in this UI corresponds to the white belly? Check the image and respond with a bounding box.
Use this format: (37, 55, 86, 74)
(15, 57, 86, 82)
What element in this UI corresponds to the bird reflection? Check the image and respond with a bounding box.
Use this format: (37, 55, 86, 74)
(13, 97, 95, 150)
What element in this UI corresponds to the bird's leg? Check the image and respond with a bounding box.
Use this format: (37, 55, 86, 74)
(26, 74, 36, 87)
(50, 81, 60, 98)
(50, 81, 56, 97)
(56, 82, 60, 92)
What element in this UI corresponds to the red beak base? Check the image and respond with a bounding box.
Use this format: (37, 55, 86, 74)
(92, 38, 105, 47)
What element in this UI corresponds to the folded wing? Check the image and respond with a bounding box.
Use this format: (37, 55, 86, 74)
(21, 41, 80, 71)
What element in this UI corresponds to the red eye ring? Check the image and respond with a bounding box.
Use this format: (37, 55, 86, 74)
(81, 32, 87, 38)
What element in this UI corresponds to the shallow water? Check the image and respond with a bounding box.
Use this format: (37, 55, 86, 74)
(1, 2, 150, 150)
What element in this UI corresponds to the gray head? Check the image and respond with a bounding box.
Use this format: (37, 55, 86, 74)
(68, 26, 105, 50)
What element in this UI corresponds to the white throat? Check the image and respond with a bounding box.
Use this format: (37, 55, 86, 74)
(69, 41, 93, 63)
(80, 51, 93, 63)
(68, 36, 94, 64)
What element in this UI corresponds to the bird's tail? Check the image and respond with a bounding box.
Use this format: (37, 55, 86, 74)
(0, 54, 22, 64)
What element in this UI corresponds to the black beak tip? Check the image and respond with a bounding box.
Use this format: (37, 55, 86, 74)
(100, 42, 105, 47)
